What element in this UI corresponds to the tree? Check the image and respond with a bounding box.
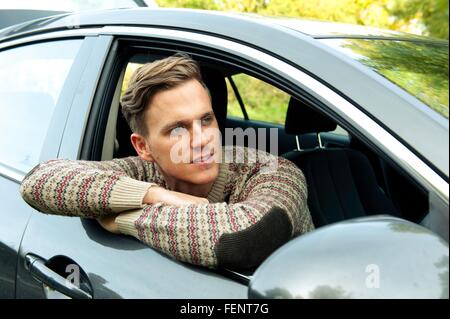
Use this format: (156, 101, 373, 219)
(155, 0, 449, 39)
(156, 0, 219, 10)
(391, 0, 449, 39)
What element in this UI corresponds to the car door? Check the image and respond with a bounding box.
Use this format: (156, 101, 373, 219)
(13, 32, 248, 299)
(0, 37, 88, 298)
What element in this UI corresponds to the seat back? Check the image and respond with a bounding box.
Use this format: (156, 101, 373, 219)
(283, 97, 398, 227)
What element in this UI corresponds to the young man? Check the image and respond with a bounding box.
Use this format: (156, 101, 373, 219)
(20, 54, 314, 269)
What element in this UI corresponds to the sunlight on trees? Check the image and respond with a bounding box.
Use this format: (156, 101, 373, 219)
(156, 0, 449, 39)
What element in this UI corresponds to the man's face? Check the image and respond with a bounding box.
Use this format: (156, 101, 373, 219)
(140, 79, 221, 185)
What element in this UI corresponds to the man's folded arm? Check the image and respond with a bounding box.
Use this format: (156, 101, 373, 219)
(19, 157, 156, 217)
(115, 159, 314, 269)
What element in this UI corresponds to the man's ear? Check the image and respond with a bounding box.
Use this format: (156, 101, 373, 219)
(130, 133, 154, 162)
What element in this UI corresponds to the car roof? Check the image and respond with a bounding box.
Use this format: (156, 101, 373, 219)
(0, 7, 443, 43)
(239, 14, 431, 40)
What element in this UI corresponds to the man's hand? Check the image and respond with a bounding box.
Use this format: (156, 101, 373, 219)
(144, 186, 209, 206)
(97, 214, 120, 234)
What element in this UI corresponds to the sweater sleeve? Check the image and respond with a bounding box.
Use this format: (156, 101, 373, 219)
(115, 156, 314, 269)
(19, 157, 157, 218)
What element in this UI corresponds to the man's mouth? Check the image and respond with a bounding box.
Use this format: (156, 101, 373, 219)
(191, 150, 215, 164)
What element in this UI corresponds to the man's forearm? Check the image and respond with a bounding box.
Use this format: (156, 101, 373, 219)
(20, 158, 156, 217)
(143, 185, 209, 206)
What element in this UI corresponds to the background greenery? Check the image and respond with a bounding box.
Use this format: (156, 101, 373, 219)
(225, 74, 290, 124)
(156, 0, 449, 39)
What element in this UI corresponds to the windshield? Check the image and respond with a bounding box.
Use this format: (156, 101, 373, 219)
(0, 0, 146, 11)
(320, 38, 449, 119)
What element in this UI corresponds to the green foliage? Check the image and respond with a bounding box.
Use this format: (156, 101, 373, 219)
(391, 0, 449, 39)
(157, 0, 269, 12)
(260, 0, 392, 28)
(227, 74, 289, 124)
(155, 0, 449, 40)
(339, 39, 449, 118)
(156, 0, 219, 10)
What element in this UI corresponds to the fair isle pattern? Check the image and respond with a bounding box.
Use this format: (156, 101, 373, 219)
(20, 146, 314, 268)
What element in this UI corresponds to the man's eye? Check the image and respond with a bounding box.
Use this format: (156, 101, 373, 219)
(201, 116, 213, 126)
(170, 126, 186, 135)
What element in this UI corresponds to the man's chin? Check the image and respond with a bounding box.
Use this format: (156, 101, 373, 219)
(184, 163, 219, 185)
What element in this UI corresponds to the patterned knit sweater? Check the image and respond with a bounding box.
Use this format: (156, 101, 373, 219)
(20, 146, 314, 268)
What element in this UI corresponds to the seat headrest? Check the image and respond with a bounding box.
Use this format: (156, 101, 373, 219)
(285, 97, 337, 134)
(201, 67, 227, 135)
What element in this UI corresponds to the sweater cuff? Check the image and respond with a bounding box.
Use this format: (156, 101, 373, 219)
(115, 209, 143, 237)
(109, 176, 155, 212)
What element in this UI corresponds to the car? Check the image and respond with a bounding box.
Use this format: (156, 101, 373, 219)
(0, 7, 448, 299)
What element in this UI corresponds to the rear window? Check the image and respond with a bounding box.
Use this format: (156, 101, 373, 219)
(320, 38, 449, 119)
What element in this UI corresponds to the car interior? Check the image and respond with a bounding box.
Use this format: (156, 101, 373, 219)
(87, 42, 429, 280)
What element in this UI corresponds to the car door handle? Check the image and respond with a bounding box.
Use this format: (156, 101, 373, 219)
(25, 254, 93, 299)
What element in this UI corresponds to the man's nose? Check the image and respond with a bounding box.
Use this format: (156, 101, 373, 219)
(191, 120, 210, 149)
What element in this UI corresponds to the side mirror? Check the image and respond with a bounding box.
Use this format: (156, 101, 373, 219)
(249, 215, 449, 299)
